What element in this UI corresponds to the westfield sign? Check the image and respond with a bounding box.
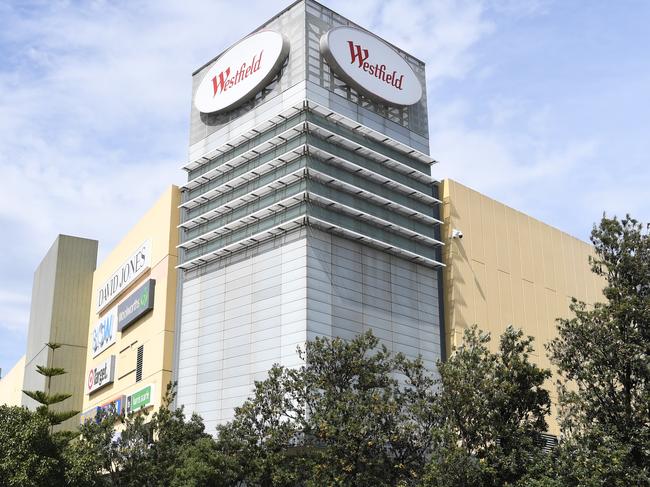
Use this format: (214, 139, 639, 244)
(194, 30, 290, 114)
(347, 41, 405, 91)
(211, 52, 263, 96)
(320, 27, 422, 107)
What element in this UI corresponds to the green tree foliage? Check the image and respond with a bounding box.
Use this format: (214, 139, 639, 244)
(22, 342, 79, 430)
(422, 325, 552, 487)
(299, 332, 438, 486)
(212, 332, 439, 487)
(0, 405, 65, 487)
(548, 214, 650, 485)
(67, 382, 211, 486)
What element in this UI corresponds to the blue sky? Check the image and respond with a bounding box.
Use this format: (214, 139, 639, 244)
(0, 0, 648, 373)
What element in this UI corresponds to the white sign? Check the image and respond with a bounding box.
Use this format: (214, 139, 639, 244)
(87, 355, 116, 394)
(194, 30, 290, 114)
(91, 307, 117, 357)
(97, 240, 151, 312)
(320, 27, 422, 106)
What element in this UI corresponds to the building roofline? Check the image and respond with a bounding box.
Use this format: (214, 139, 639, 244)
(192, 0, 425, 76)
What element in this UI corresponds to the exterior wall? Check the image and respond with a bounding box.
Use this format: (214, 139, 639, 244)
(177, 227, 442, 433)
(0, 355, 26, 407)
(81, 186, 179, 421)
(22, 235, 98, 431)
(176, 1, 443, 431)
(441, 179, 604, 432)
(306, 229, 441, 372)
(178, 228, 308, 430)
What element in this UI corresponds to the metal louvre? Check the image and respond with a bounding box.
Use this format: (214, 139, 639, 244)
(180, 169, 306, 230)
(183, 202, 308, 262)
(181, 99, 437, 175)
(307, 144, 438, 205)
(308, 169, 441, 226)
(183, 121, 306, 190)
(305, 121, 436, 185)
(177, 217, 306, 270)
(179, 99, 443, 268)
(179, 192, 308, 250)
(306, 101, 436, 166)
(308, 191, 442, 247)
(307, 215, 444, 269)
(181, 145, 307, 210)
(182, 103, 306, 172)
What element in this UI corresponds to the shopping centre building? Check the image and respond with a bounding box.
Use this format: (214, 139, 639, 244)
(0, 0, 602, 434)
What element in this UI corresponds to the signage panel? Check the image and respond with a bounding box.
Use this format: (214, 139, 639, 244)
(97, 240, 151, 312)
(91, 307, 117, 357)
(126, 384, 154, 414)
(86, 355, 116, 394)
(117, 279, 155, 332)
(100, 395, 126, 416)
(320, 26, 422, 106)
(194, 30, 290, 114)
(80, 407, 100, 424)
(79, 395, 125, 423)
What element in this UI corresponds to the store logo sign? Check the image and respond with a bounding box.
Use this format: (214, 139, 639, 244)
(87, 355, 116, 394)
(97, 240, 151, 312)
(194, 30, 290, 114)
(117, 279, 155, 332)
(320, 26, 422, 106)
(91, 307, 117, 357)
(126, 384, 153, 414)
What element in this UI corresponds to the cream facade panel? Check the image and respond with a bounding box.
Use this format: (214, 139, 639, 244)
(81, 186, 179, 421)
(0, 355, 26, 407)
(441, 179, 605, 432)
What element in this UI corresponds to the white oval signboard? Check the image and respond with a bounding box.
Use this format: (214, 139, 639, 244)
(320, 27, 422, 107)
(194, 30, 290, 114)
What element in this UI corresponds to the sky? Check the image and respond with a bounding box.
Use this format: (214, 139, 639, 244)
(0, 0, 648, 373)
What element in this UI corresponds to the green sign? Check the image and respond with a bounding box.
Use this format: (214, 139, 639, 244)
(127, 384, 153, 413)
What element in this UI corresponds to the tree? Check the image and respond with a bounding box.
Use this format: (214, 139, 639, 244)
(548, 214, 650, 485)
(22, 342, 79, 432)
(299, 332, 438, 487)
(0, 405, 66, 487)
(214, 365, 309, 487)
(67, 382, 212, 486)
(214, 331, 439, 487)
(423, 325, 553, 487)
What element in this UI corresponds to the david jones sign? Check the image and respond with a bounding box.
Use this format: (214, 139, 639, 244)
(194, 30, 290, 114)
(97, 240, 151, 313)
(320, 26, 422, 106)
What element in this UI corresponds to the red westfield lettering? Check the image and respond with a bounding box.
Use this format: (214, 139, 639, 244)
(347, 41, 404, 90)
(211, 50, 264, 97)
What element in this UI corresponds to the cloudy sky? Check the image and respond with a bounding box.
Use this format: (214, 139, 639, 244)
(1, 0, 648, 373)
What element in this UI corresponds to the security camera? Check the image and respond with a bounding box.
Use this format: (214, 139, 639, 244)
(451, 229, 463, 239)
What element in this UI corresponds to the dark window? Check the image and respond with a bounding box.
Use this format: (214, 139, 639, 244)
(136, 345, 143, 382)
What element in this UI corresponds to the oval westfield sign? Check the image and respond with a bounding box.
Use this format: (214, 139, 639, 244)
(320, 27, 422, 107)
(194, 30, 289, 114)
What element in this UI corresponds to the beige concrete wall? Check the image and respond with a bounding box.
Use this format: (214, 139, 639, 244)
(22, 235, 98, 431)
(82, 186, 179, 420)
(441, 179, 604, 432)
(0, 355, 26, 406)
